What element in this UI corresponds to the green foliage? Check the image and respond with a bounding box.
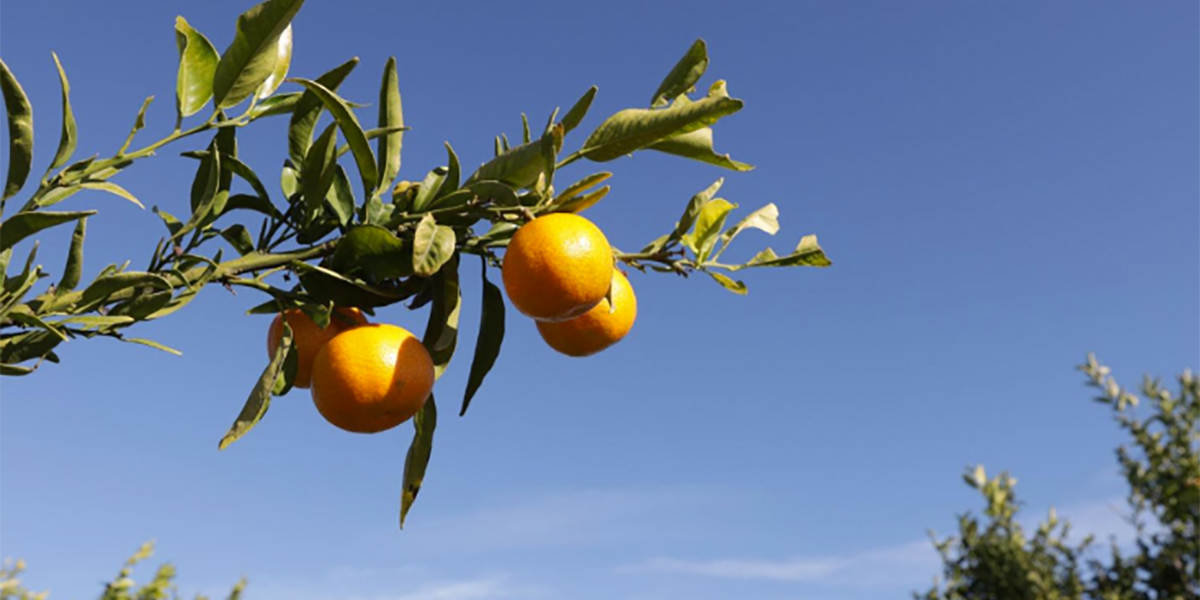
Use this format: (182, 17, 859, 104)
(920, 356, 1200, 600)
(0, 0, 831, 525)
(1, 542, 244, 600)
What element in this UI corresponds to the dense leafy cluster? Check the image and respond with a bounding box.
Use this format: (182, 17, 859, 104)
(0, 0, 830, 526)
(919, 355, 1199, 600)
(0, 542, 243, 600)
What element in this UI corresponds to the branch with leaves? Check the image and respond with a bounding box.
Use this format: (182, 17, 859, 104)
(0, 0, 831, 526)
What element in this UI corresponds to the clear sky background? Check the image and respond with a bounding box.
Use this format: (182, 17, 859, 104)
(2, 1, 1197, 599)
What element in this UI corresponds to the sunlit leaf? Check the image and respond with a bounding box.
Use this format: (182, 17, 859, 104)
(422, 257, 460, 379)
(255, 25, 292, 99)
(122, 337, 183, 356)
(691, 198, 736, 262)
(411, 214, 457, 278)
(704, 270, 747, 295)
(561, 85, 597, 135)
(287, 57, 358, 165)
(174, 17, 219, 118)
(212, 0, 306, 108)
(580, 81, 742, 162)
(56, 217, 86, 294)
(329, 224, 413, 280)
(219, 322, 292, 449)
(289, 77, 378, 200)
(650, 39, 708, 108)
(461, 261, 505, 416)
(0, 210, 94, 253)
(249, 91, 301, 119)
(400, 394, 436, 528)
(78, 182, 144, 209)
(303, 122, 338, 217)
(647, 126, 752, 171)
(1, 58, 34, 201)
(48, 52, 77, 170)
(716, 203, 778, 259)
(733, 235, 831, 270)
(376, 56, 404, 192)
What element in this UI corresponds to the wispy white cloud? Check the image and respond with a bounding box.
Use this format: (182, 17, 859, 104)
(625, 538, 940, 587)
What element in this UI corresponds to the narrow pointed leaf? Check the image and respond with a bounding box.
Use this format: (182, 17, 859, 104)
(669, 178, 722, 244)
(221, 224, 255, 255)
(692, 198, 736, 262)
(122, 337, 183, 356)
(326, 165, 356, 226)
(550, 185, 609, 214)
(561, 86, 597, 134)
(735, 235, 832, 269)
(465, 138, 549, 189)
(249, 91, 301, 119)
(0, 210, 94, 253)
(648, 127, 752, 171)
(0, 330, 62, 366)
(174, 17, 219, 118)
(120, 96, 154, 154)
(376, 56, 404, 191)
(1, 59, 34, 201)
(421, 257, 460, 377)
(79, 182, 145, 209)
(580, 82, 742, 162)
(255, 25, 292, 99)
(49, 53, 77, 170)
(287, 57, 358, 165)
(400, 395, 436, 528)
(212, 0, 306, 108)
(79, 272, 172, 307)
(290, 77, 378, 199)
(705, 270, 747, 294)
(57, 217, 86, 293)
(410, 167, 448, 213)
(303, 122, 338, 215)
(650, 39, 708, 107)
(219, 323, 293, 449)
(329, 224, 413, 280)
(461, 262, 504, 416)
(411, 214, 457, 278)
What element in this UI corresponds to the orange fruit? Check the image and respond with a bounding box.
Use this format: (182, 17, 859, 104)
(502, 213, 613, 322)
(309, 324, 434, 434)
(267, 307, 368, 389)
(536, 269, 637, 357)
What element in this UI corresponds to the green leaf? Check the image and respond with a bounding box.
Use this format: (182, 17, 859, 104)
(303, 122, 338, 217)
(48, 53, 77, 171)
(650, 39, 708, 108)
(550, 185, 609, 214)
(296, 262, 414, 308)
(704, 270, 747, 295)
(174, 17, 219, 118)
(465, 133, 557, 190)
(411, 215, 457, 278)
(109, 289, 173, 320)
(556, 172, 611, 202)
(219, 322, 293, 450)
(0, 210, 94, 253)
(400, 394, 436, 528)
(122, 337, 183, 356)
(325, 165, 356, 226)
(255, 25, 292, 99)
(287, 57, 358, 165)
(0, 330, 62, 366)
(153, 206, 183, 237)
(329, 224, 413, 280)
(461, 261, 505, 416)
(691, 198, 736, 262)
(717, 203, 778, 257)
(580, 81, 742, 162)
(56, 217, 86, 294)
(289, 77, 378, 200)
(422, 257, 460, 379)
(0, 364, 35, 376)
(442, 142, 461, 198)
(522, 112, 532, 144)
(119, 96, 154, 154)
(221, 224, 255, 255)
(376, 56, 404, 192)
(272, 332, 299, 396)
(212, 0, 306, 109)
(648, 127, 752, 171)
(410, 167, 448, 213)
(78, 182, 145, 209)
(280, 162, 300, 198)
(561, 86, 597, 135)
(734, 235, 831, 269)
(1, 58, 34, 201)
(55, 315, 136, 328)
(79, 272, 172, 310)
(249, 91, 301, 119)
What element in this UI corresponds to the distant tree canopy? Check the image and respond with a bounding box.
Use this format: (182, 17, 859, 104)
(919, 355, 1199, 600)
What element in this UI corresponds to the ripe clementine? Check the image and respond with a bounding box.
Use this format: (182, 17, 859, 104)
(502, 213, 613, 322)
(267, 307, 368, 389)
(536, 269, 637, 357)
(309, 324, 434, 434)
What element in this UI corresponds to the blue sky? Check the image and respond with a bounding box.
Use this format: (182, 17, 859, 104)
(2, 1, 1196, 599)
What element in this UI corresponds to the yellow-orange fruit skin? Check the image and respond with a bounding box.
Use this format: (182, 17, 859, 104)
(309, 324, 435, 434)
(536, 270, 637, 357)
(501, 213, 613, 322)
(267, 307, 368, 389)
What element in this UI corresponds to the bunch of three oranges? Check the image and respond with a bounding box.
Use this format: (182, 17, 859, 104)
(265, 213, 636, 434)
